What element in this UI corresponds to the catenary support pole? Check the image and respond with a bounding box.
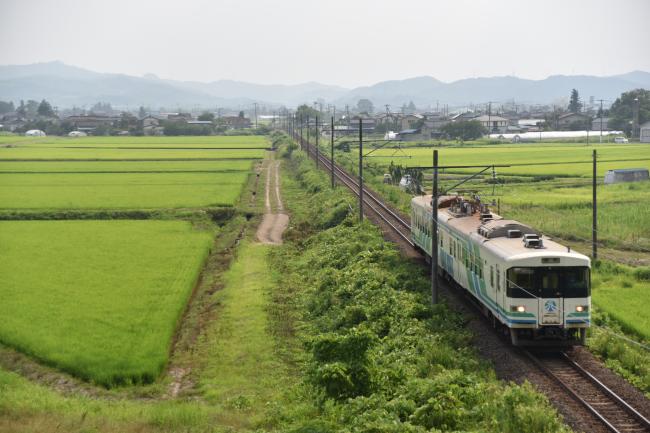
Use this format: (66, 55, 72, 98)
(432, 149, 439, 305)
(359, 118, 363, 223)
(306, 115, 310, 150)
(299, 115, 303, 150)
(593, 149, 598, 260)
(331, 116, 335, 188)
(315, 116, 319, 168)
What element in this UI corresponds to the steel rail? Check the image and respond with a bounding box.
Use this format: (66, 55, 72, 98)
(524, 350, 650, 433)
(302, 139, 414, 246)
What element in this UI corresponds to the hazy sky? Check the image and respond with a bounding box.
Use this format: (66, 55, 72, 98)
(2, 0, 649, 88)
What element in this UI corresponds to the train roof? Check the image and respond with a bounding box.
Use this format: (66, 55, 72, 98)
(411, 195, 590, 263)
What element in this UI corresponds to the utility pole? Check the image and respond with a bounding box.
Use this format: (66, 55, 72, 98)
(331, 116, 335, 189)
(359, 118, 363, 223)
(306, 115, 310, 148)
(487, 101, 492, 134)
(316, 116, 320, 170)
(592, 149, 598, 260)
(633, 97, 640, 139)
(254, 102, 258, 129)
(598, 99, 604, 143)
(431, 149, 439, 305)
(299, 114, 303, 150)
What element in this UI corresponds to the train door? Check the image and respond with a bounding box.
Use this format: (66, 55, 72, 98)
(495, 264, 504, 319)
(538, 271, 563, 325)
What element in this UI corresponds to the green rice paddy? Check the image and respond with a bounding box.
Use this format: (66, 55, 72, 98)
(0, 220, 212, 386)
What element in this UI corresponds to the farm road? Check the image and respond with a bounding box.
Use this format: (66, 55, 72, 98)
(256, 154, 288, 245)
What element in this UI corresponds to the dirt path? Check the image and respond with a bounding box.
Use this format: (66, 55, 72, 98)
(256, 156, 288, 245)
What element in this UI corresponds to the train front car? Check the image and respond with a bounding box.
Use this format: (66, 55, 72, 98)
(410, 194, 591, 347)
(496, 238, 591, 346)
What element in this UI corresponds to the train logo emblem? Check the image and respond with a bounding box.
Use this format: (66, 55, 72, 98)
(544, 300, 558, 313)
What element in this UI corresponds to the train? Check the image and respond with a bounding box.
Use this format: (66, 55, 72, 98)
(411, 194, 591, 347)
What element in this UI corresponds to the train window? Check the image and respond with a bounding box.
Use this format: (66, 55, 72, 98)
(506, 267, 590, 298)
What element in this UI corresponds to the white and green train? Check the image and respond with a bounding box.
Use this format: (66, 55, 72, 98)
(411, 195, 590, 346)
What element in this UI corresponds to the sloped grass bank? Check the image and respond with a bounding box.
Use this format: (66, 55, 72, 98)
(268, 135, 570, 432)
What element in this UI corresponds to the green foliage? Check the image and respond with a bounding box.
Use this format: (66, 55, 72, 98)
(609, 88, 650, 135)
(197, 111, 215, 122)
(0, 100, 15, 114)
(440, 120, 487, 140)
(162, 121, 213, 135)
(271, 144, 569, 432)
(568, 88, 582, 113)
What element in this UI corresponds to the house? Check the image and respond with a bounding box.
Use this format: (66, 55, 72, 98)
(557, 112, 591, 130)
(591, 117, 610, 131)
(187, 120, 213, 126)
(64, 115, 119, 131)
(449, 112, 478, 122)
(350, 116, 376, 132)
(518, 119, 545, 132)
(167, 113, 192, 122)
(375, 113, 402, 126)
(400, 114, 424, 130)
(222, 116, 252, 129)
(474, 115, 508, 134)
(141, 116, 164, 136)
(640, 121, 650, 143)
(0, 112, 27, 131)
(604, 168, 649, 184)
(421, 115, 450, 138)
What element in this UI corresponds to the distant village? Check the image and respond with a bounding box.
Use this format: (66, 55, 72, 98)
(0, 88, 648, 142)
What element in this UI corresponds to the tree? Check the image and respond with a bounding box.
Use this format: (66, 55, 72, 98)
(295, 104, 319, 121)
(138, 106, 147, 118)
(0, 100, 15, 114)
(17, 100, 26, 116)
(238, 110, 245, 118)
(568, 89, 582, 113)
(198, 111, 215, 122)
(608, 88, 650, 136)
(37, 99, 55, 117)
(25, 100, 39, 116)
(357, 99, 374, 115)
(441, 120, 487, 141)
(407, 101, 416, 114)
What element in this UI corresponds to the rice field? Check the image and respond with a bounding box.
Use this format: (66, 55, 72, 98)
(0, 136, 264, 209)
(0, 171, 250, 209)
(0, 220, 213, 386)
(362, 143, 650, 177)
(0, 135, 263, 387)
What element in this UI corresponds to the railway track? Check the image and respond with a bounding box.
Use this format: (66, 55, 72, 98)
(290, 133, 650, 433)
(299, 137, 414, 247)
(525, 351, 650, 433)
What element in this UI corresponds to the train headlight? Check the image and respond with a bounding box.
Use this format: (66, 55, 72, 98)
(575, 305, 588, 312)
(511, 305, 526, 313)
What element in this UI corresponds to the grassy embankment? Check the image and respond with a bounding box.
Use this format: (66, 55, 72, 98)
(253, 133, 572, 432)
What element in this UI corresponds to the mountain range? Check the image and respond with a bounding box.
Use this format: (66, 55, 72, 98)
(1, 61, 648, 110)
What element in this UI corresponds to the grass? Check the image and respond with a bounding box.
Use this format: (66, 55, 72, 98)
(0, 159, 255, 172)
(346, 142, 650, 177)
(0, 147, 265, 160)
(197, 240, 293, 427)
(0, 171, 251, 209)
(0, 135, 270, 148)
(0, 220, 212, 386)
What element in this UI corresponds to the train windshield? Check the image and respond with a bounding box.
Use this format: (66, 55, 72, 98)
(507, 267, 590, 298)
